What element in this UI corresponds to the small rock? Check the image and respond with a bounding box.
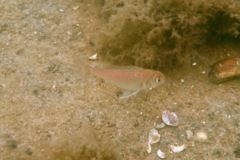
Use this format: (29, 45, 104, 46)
(7, 140, 18, 149)
(194, 131, 208, 142)
(73, 6, 79, 11)
(186, 130, 193, 140)
(209, 57, 240, 83)
(192, 62, 197, 66)
(26, 148, 33, 155)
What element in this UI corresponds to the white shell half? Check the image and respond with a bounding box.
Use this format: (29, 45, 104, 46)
(149, 128, 160, 145)
(170, 144, 185, 153)
(162, 110, 179, 126)
(157, 149, 166, 159)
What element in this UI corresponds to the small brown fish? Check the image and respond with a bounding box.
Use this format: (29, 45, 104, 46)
(79, 62, 165, 98)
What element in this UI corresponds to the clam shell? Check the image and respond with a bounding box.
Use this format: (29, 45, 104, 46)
(162, 110, 179, 126)
(149, 128, 160, 144)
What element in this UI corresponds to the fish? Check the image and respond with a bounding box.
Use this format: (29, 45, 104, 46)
(78, 62, 165, 98)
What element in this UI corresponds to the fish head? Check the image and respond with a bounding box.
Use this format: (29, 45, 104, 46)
(147, 71, 166, 89)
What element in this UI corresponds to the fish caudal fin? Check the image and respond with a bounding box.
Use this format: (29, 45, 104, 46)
(119, 90, 139, 99)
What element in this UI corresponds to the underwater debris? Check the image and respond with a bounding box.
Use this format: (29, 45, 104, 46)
(88, 53, 98, 60)
(155, 123, 166, 129)
(209, 57, 240, 83)
(157, 149, 166, 159)
(147, 128, 160, 153)
(170, 144, 185, 153)
(162, 110, 179, 126)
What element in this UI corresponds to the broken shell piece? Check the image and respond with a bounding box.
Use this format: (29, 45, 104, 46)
(170, 144, 185, 153)
(157, 149, 166, 159)
(155, 123, 166, 129)
(88, 53, 98, 60)
(149, 128, 160, 145)
(162, 110, 179, 126)
(147, 128, 161, 153)
(147, 142, 151, 153)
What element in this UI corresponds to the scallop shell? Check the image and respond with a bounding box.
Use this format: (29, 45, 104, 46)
(162, 110, 179, 126)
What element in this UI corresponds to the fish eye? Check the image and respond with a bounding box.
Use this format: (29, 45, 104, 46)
(156, 78, 161, 83)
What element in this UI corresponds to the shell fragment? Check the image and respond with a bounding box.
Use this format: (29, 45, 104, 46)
(88, 53, 98, 60)
(157, 149, 166, 159)
(170, 144, 185, 153)
(147, 128, 160, 153)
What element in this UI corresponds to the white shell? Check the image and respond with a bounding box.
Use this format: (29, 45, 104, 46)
(88, 53, 98, 60)
(147, 142, 152, 153)
(149, 128, 160, 145)
(155, 123, 166, 129)
(147, 128, 160, 153)
(170, 144, 185, 153)
(157, 149, 166, 159)
(162, 110, 179, 126)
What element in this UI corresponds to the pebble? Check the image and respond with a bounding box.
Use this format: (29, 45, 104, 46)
(194, 131, 208, 141)
(73, 6, 79, 11)
(59, 9, 64, 12)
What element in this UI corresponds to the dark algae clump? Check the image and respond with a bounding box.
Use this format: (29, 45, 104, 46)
(96, 0, 240, 68)
(234, 145, 240, 158)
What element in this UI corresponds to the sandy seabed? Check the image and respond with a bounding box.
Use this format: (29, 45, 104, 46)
(0, 0, 240, 159)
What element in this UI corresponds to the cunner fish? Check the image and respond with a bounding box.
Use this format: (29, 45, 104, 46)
(79, 62, 165, 99)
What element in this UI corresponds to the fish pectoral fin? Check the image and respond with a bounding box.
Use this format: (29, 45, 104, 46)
(119, 90, 139, 99)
